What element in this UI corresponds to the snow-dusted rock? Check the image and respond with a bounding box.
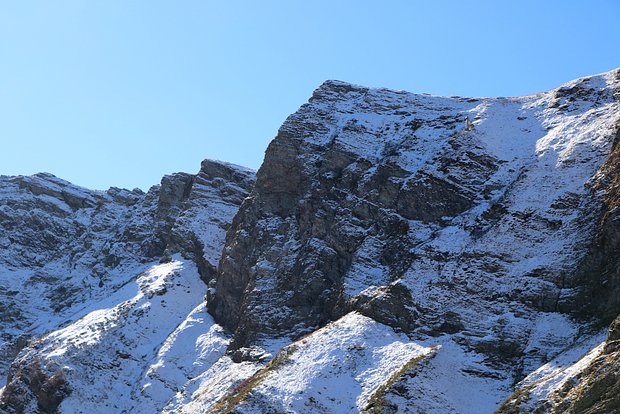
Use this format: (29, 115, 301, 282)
(3, 69, 620, 413)
(208, 68, 620, 411)
(0, 160, 254, 412)
(498, 312, 620, 413)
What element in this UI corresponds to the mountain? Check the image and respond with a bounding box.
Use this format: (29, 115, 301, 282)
(1, 68, 620, 413)
(0, 160, 255, 413)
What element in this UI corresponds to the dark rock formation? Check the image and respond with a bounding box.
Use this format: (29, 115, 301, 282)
(164, 159, 255, 283)
(208, 71, 620, 364)
(499, 314, 620, 414)
(570, 120, 620, 323)
(3, 69, 620, 413)
(0, 358, 70, 414)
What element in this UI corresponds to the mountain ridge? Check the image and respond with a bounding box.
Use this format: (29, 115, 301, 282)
(1, 68, 620, 413)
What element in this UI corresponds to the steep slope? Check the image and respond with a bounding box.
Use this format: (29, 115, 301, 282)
(0, 172, 153, 388)
(497, 315, 620, 413)
(2, 69, 620, 413)
(0, 160, 254, 413)
(211, 312, 436, 414)
(206, 69, 620, 411)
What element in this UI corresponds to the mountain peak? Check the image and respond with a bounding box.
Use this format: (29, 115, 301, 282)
(2, 70, 620, 413)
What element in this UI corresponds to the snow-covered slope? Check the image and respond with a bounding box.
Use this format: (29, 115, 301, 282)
(3, 259, 206, 413)
(210, 312, 436, 414)
(0, 173, 154, 387)
(0, 160, 254, 413)
(2, 69, 620, 413)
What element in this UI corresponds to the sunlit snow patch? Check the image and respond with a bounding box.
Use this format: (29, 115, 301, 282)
(211, 312, 435, 414)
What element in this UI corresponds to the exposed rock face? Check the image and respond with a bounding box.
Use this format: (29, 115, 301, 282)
(208, 81, 500, 345)
(492, 74, 620, 413)
(209, 72, 620, 357)
(165, 160, 255, 282)
(3, 69, 620, 413)
(571, 120, 620, 323)
(545, 316, 620, 414)
(0, 160, 254, 412)
(1, 358, 71, 414)
(498, 313, 620, 414)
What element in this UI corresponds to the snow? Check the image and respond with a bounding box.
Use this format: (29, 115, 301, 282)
(23, 258, 209, 414)
(0, 181, 155, 386)
(223, 312, 436, 414)
(344, 236, 390, 297)
(0, 159, 252, 407)
(2, 69, 620, 413)
(509, 332, 607, 411)
(138, 304, 230, 413)
(170, 356, 262, 413)
(385, 339, 512, 413)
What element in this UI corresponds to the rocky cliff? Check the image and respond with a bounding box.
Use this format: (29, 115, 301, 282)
(2, 69, 620, 413)
(200, 69, 620, 413)
(0, 160, 254, 413)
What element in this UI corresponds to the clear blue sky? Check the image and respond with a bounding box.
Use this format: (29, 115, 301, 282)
(1, 1, 619, 190)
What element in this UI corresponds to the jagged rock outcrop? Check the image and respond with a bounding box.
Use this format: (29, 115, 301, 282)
(571, 119, 620, 323)
(202, 69, 620, 411)
(1, 357, 71, 414)
(209, 71, 620, 349)
(498, 313, 620, 414)
(3, 69, 620, 413)
(0, 160, 254, 413)
(552, 320, 620, 414)
(165, 160, 256, 282)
